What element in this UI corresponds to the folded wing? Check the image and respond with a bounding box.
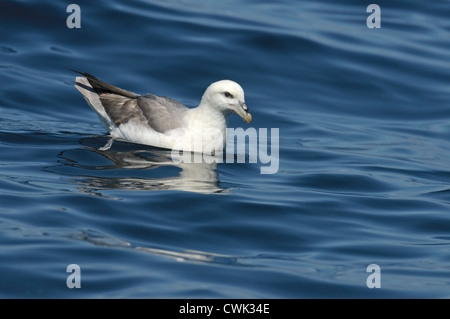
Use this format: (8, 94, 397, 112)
(74, 71, 188, 133)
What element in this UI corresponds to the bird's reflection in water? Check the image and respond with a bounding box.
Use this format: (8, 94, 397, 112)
(69, 142, 227, 196)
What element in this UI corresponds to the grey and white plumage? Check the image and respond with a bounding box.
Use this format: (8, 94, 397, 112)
(74, 72, 252, 153)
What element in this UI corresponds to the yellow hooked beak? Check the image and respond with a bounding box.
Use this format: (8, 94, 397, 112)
(234, 102, 252, 124)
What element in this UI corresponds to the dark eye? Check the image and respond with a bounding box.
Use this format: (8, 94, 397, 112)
(224, 91, 233, 98)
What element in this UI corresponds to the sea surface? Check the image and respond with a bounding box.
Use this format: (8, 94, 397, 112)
(1, 0, 450, 298)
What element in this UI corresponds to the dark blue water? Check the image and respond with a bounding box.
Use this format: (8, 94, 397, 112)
(1, 0, 450, 298)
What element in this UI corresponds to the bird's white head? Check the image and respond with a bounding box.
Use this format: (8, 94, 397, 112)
(200, 80, 252, 124)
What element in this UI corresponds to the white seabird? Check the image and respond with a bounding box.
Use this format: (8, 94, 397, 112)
(74, 71, 252, 153)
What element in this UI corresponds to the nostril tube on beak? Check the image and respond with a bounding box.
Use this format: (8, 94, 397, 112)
(239, 101, 249, 112)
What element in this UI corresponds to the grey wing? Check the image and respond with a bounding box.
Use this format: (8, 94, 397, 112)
(137, 94, 189, 133)
(74, 71, 188, 133)
(98, 93, 148, 126)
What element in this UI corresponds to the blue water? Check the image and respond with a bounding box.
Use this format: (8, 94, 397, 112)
(1, 0, 450, 298)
